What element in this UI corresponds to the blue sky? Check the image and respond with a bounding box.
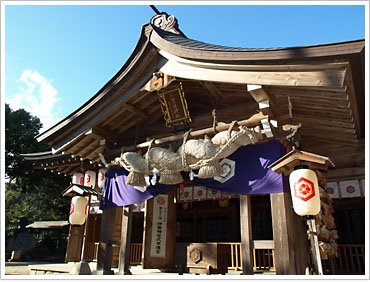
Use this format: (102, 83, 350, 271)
(3, 3, 366, 132)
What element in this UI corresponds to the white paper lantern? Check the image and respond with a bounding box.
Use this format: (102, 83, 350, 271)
(69, 196, 88, 225)
(97, 168, 107, 188)
(72, 172, 84, 185)
(84, 170, 96, 188)
(289, 166, 320, 216)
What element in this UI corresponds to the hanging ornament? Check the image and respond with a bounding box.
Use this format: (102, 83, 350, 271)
(289, 165, 320, 216)
(72, 172, 84, 185)
(84, 170, 96, 188)
(150, 168, 159, 186)
(69, 196, 88, 225)
(97, 168, 107, 188)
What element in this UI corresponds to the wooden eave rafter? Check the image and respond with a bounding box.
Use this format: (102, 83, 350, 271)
(31, 17, 363, 171)
(36, 23, 160, 146)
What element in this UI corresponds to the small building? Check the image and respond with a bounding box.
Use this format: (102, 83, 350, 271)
(22, 13, 365, 275)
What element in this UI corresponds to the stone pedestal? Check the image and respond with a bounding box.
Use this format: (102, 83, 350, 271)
(70, 262, 92, 275)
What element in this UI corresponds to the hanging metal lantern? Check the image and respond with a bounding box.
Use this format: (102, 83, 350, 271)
(69, 196, 88, 225)
(289, 165, 320, 216)
(84, 170, 96, 188)
(97, 168, 107, 188)
(72, 172, 84, 185)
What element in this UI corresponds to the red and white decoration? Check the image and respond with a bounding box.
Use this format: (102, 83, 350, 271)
(289, 168, 320, 216)
(72, 172, 84, 185)
(69, 196, 88, 225)
(97, 168, 107, 188)
(84, 170, 96, 188)
(193, 186, 207, 200)
(326, 179, 364, 198)
(207, 188, 221, 199)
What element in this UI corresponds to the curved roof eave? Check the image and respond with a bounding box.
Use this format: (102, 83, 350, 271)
(36, 23, 157, 145)
(150, 25, 365, 63)
(35, 15, 365, 149)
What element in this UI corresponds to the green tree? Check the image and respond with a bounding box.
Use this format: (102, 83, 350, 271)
(5, 104, 70, 243)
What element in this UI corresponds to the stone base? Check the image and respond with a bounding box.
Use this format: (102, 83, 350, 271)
(116, 269, 132, 275)
(70, 262, 91, 275)
(91, 269, 115, 275)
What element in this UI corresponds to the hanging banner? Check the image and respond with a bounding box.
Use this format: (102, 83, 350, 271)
(100, 140, 286, 210)
(150, 194, 168, 258)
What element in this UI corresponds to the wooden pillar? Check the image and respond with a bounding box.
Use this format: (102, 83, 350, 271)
(239, 194, 254, 275)
(117, 205, 133, 275)
(270, 192, 309, 275)
(94, 206, 116, 275)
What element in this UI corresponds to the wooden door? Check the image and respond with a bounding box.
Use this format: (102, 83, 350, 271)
(65, 224, 84, 262)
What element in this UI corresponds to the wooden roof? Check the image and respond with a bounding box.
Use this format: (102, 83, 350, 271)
(26, 13, 364, 179)
(268, 149, 335, 176)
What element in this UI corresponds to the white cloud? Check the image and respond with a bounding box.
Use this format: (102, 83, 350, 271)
(7, 70, 61, 132)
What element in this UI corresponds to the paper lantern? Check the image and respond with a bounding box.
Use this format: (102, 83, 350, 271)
(72, 172, 84, 185)
(289, 166, 320, 216)
(97, 168, 107, 188)
(69, 196, 88, 225)
(84, 170, 96, 188)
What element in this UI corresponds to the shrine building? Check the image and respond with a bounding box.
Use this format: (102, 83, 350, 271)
(22, 12, 365, 276)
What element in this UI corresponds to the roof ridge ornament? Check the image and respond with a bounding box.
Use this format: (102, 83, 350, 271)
(150, 12, 182, 35)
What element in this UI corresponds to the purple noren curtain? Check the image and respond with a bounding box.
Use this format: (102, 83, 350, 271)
(100, 140, 287, 209)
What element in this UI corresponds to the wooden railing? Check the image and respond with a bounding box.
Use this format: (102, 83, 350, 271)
(219, 241, 276, 272)
(84, 242, 143, 265)
(84, 241, 276, 272)
(84, 242, 99, 261)
(129, 243, 143, 265)
(333, 244, 365, 275)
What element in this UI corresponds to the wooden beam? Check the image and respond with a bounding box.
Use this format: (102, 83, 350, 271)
(280, 115, 355, 129)
(291, 108, 353, 122)
(324, 167, 365, 180)
(199, 81, 224, 102)
(301, 135, 361, 147)
(268, 86, 349, 100)
(123, 103, 148, 119)
(51, 131, 88, 155)
(160, 60, 346, 88)
(137, 114, 268, 149)
(89, 126, 123, 144)
(240, 195, 254, 275)
(117, 102, 259, 143)
(343, 67, 363, 138)
(83, 146, 105, 160)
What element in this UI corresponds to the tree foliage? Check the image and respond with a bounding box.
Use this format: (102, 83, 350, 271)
(5, 104, 70, 240)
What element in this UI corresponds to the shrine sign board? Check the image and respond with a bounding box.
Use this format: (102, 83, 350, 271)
(150, 194, 168, 258)
(158, 83, 191, 127)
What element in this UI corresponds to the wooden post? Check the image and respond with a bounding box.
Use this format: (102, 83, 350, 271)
(270, 192, 295, 274)
(94, 206, 116, 275)
(117, 205, 133, 275)
(239, 194, 254, 275)
(270, 192, 309, 275)
(307, 217, 323, 275)
(80, 194, 91, 262)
